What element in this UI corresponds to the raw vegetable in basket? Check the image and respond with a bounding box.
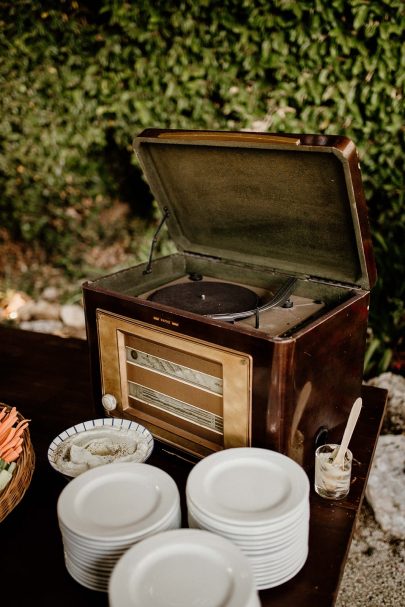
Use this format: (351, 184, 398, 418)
(0, 406, 30, 492)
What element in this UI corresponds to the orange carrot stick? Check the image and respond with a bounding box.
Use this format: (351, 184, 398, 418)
(15, 418, 30, 430)
(1, 444, 23, 463)
(0, 407, 18, 440)
(0, 419, 30, 449)
(0, 426, 16, 450)
(0, 434, 23, 457)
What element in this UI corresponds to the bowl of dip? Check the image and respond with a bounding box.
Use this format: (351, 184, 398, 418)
(48, 418, 154, 480)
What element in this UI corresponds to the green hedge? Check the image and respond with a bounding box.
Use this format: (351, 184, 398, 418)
(0, 0, 403, 375)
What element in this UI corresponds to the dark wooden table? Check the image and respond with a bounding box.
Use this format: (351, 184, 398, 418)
(0, 326, 386, 606)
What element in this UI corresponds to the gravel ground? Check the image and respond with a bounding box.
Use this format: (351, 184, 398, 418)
(336, 373, 405, 607)
(336, 503, 405, 606)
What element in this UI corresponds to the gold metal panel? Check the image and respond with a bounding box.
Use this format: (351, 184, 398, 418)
(96, 309, 252, 455)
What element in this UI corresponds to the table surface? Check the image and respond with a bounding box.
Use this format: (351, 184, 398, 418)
(0, 326, 387, 606)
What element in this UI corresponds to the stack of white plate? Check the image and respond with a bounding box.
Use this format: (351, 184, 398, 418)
(109, 528, 261, 607)
(57, 462, 181, 592)
(186, 447, 310, 590)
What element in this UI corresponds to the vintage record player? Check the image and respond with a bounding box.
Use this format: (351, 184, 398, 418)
(82, 129, 376, 467)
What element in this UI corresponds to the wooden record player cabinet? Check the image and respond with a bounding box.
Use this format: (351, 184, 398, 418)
(82, 129, 376, 468)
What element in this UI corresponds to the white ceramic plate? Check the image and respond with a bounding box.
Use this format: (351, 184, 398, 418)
(109, 529, 257, 607)
(186, 448, 309, 526)
(254, 547, 308, 590)
(187, 499, 309, 538)
(62, 537, 124, 563)
(58, 502, 181, 548)
(65, 556, 108, 592)
(187, 505, 305, 535)
(187, 512, 309, 557)
(64, 546, 117, 574)
(57, 462, 180, 540)
(48, 417, 154, 479)
(58, 509, 182, 569)
(247, 538, 308, 566)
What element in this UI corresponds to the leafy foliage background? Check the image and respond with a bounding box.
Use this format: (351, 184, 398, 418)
(0, 0, 403, 376)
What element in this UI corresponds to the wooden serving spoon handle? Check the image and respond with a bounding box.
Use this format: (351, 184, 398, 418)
(333, 397, 362, 467)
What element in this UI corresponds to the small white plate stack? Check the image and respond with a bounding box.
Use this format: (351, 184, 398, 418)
(186, 447, 310, 590)
(57, 462, 181, 592)
(109, 529, 261, 607)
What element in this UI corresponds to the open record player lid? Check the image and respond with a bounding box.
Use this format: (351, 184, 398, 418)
(133, 129, 376, 290)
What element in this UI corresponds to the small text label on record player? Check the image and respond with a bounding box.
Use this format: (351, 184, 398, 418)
(153, 315, 179, 328)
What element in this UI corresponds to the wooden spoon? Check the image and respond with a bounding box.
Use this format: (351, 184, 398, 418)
(332, 397, 362, 467)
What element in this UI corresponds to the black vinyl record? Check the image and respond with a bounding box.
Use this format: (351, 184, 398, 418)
(148, 281, 260, 316)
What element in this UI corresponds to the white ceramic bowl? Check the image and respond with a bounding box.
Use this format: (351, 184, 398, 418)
(48, 418, 154, 479)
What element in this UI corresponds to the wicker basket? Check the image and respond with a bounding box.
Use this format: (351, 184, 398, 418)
(0, 403, 35, 523)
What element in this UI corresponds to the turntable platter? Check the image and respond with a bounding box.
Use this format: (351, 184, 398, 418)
(148, 281, 260, 316)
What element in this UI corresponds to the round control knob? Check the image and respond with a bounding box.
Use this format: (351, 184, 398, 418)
(102, 393, 117, 412)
